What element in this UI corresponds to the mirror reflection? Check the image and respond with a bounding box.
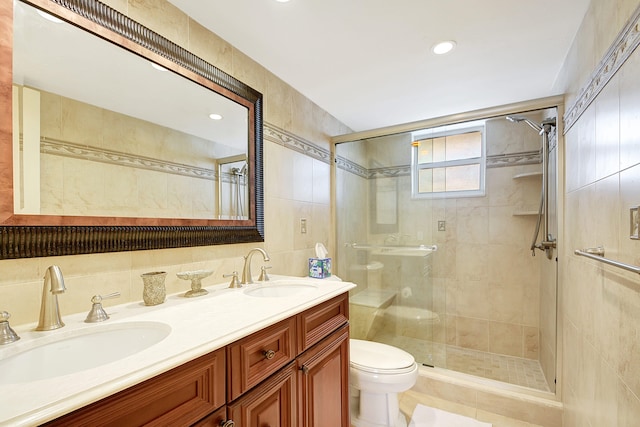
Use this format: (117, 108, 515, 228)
(13, 1, 249, 220)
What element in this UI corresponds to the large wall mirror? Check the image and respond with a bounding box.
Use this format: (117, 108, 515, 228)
(0, 0, 264, 259)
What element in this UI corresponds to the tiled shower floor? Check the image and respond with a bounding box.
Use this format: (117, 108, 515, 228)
(372, 332, 551, 392)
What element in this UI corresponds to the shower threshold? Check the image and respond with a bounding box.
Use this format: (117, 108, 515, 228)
(372, 332, 551, 393)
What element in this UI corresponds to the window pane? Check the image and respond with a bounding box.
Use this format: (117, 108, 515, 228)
(433, 137, 446, 162)
(446, 131, 481, 161)
(445, 164, 480, 191)
(418, 168, 432, 192)
(417, 139, 432, 164)
(433, 167, 446, 192)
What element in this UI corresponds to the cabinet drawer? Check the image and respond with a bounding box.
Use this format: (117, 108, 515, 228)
(297, 293, 348, 353)
(227, 317, 296, 400)
(45, 348, 226, 427)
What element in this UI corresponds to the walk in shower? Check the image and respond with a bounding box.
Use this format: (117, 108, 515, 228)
(218, 158, 249, 219)
(334, 103, 559, 393)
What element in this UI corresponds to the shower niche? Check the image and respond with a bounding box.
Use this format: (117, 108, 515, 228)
(334, 101, 560, 394)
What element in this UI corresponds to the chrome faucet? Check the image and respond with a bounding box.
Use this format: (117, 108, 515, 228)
(241, 248, 270, 285)
(36, 265, 66, 331)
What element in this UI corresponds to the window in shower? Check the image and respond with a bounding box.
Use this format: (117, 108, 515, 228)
(411, 124, 485, 198)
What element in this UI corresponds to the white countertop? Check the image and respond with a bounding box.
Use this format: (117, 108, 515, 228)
(0, 275, 356, 426)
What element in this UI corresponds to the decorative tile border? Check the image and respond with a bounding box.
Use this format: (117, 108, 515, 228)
(486, 150, 541, 169)
(40, 136, 217, 180)
(333, 150, 541, 180)
(263, 122, 331, 164)
(334, 155, 369, 179)
(563, 3, 640, 133)
(263, 123, 541, 178)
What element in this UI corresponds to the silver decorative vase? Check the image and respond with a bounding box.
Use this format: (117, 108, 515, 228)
(141, 271, 167, 306)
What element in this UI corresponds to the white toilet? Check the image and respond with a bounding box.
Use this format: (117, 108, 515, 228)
(350, 339, 419, 427)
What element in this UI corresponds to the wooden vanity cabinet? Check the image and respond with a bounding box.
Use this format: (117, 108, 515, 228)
(226, 293, 350, 427)
(45, 293, 349, 427)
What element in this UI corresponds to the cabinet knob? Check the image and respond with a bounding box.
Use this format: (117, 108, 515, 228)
(219, 420, 235, 427)
(263, 349, 276, 360)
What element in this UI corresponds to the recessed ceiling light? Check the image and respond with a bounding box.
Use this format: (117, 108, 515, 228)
(151, 63, 167, 71)
(432, 40, 456, 55)
(275, 0, 291, 3)
(209, 113, 223, 120)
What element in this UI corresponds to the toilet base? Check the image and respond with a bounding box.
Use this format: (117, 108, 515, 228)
(350, 389, 407, 427)
(351, 411, 407, 427)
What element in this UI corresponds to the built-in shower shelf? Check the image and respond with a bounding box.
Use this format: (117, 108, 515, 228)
(513, 171, 542, 179)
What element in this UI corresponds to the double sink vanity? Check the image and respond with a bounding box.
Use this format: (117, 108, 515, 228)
(0, 275, 355, 426)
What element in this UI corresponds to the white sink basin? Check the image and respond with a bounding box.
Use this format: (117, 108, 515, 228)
(244, 281, 318, 298)
(0, 321, 171, 384)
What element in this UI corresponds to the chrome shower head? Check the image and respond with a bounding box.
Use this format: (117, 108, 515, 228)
(506, 115, 543, 133)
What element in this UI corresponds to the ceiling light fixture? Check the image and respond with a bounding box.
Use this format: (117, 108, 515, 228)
(151, 63, 167, 71)
(432, 40, 456, 55)
(209, 113, 223, 120)
(275, 0, 290, 3)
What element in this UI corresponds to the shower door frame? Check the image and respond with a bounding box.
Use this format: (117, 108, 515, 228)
(330, 95, 565, 400)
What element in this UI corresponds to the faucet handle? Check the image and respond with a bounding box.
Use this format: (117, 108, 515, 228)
(258, 265, 272, 282)
(223, 271, 241, 288)
(84, 292, 120, 323)
(0, 311, 20, 345)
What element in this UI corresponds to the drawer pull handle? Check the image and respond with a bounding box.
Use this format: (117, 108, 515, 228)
(301, 365, 310, 375)
(263, 349, 276, 360)
(219, 420, 235, 427)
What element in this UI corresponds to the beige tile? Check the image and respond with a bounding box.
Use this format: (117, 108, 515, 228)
(594, 74, 620, 181)
(456, 316, 489, 352)
(476, 391, 562, 427)
(523, 326, 539, 360)
(411, 376, 478, 408)
(488, 280, 524, 324)
(129, 0, 189, 48)
(619, 26, 640, 171)
(617, 379, 640, 427)
(489, 322, 523, 357)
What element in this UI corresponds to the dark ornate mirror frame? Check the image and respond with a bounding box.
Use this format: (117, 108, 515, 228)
(0, 0, 264, 259)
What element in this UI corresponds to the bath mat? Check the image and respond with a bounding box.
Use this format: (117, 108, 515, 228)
(408, 404, 492, 427)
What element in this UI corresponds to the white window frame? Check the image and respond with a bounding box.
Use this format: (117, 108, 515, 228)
(410, 124, 486, 199)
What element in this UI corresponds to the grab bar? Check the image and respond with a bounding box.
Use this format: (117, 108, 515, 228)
(574, 247, 640, 275)
(346, 243, 438, 252)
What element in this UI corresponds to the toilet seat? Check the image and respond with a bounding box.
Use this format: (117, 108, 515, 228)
(350, 339, 416, 374)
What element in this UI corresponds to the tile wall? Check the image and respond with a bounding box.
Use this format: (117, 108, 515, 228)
(554, 0, 640, 425)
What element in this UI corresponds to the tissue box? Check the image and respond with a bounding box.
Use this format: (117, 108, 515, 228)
(309, 258, 331, 279)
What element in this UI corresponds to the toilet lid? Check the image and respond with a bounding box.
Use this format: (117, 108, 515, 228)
(350, 339, 416, 373)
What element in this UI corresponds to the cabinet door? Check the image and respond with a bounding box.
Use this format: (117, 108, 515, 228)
(227, 363, 297, 427)
(297, 324, 350, 427)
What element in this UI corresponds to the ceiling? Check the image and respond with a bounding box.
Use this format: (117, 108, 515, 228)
(167, 0, 590, 133)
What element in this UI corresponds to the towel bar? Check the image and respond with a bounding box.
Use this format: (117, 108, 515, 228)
(574, 247, 640, 275)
